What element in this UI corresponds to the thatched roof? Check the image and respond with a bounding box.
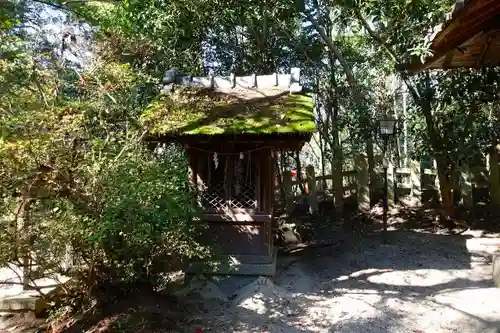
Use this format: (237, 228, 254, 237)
(403, 0, 500, 72)
(141, 70, 315, 136)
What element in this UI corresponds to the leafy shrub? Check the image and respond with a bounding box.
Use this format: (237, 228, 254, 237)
(84, 143, 209, 283)
(0, 46, 210, 295)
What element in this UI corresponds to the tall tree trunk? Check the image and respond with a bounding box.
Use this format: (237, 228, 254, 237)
(323, 99, 332, 192)
(328, 58, 344, 212)
(367, 140, 376, 206)
(421, 93, 455, 219)
(435, 155, 454, 218)
(393, 83, 402, 168)
(489, 140, 500, 207)
(332, 127, 344, 212)
(354, 9, 456, 216)
(15, 196, 32, 290)
(305, 11, 373, 207)
(294, 151, 306, 195)
(402, 91, 408, 166)
(451, 164, 461, 205)
(320, 123, 326, 190)
(488, 104, 500, 207)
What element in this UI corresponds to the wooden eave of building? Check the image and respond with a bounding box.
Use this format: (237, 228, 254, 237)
(404, 0, 500, 72)
(146, 132, 312, 151)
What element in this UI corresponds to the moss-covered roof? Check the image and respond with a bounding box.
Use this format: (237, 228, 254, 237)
(141, 85, 315, 135)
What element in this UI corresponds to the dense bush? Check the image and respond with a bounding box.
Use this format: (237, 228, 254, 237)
(30, 145, 207, 286)
(85, 143, 208, 283)
(0, 25, 210, 293)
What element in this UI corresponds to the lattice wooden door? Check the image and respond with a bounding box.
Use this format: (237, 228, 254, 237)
(200, 153, 257, 212)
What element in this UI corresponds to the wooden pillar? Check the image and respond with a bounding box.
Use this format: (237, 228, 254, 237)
(460, 164, 473, 208)
(187, 149, 204, 209)
(259, 149, 273, 212)
(269, 149, 276, 213)
(260, 152, 267, 212)
(187, 149, 196, 189)
(356, 153, 370, 212)
(283, 170, 294, 214)
(223, 156, 230, 209)
(265, 149, 274, 212)
(306, 165, 318, 214)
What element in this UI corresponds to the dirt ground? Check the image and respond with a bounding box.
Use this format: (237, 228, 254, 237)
(183, 230, 500, 333)
(2, 204, 500, 333)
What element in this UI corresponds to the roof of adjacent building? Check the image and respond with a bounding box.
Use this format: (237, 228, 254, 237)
(403, 0, 500, 72)
(141, 70, 316, 136)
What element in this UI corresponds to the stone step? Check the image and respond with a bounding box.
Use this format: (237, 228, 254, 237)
(185, 249, 277, 276)
(0, 294, 46, 313)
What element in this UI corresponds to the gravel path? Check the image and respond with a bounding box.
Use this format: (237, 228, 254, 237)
(186, 230, 500, 333)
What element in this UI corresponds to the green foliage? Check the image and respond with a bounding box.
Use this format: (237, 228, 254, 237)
(77, 0, 213, 77)
(344, 0, 453, 63)
(95, 145, 203, 278)
(0, 3, 209, 293)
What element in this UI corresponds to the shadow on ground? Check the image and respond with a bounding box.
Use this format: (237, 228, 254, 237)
(5, 201, 500, 333)
(185, 228, 500, 333)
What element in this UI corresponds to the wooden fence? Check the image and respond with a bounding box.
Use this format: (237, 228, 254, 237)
(277, 154, 490, 213)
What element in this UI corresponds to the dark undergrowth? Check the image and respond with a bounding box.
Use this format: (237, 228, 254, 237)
(1, 279, 188, 333)
(50, 283, 184, 333)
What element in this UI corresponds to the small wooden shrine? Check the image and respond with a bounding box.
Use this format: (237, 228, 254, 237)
(142, 68, 315, 275)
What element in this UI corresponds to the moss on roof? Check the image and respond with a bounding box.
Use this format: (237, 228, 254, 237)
(141, 85, 315, 135)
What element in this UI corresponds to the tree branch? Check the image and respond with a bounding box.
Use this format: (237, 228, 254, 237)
(113, 128, 149, 163)
(30, 0, 67, 11)
(30, 0, 109, 12)
(4, 262, 48, 297)
(302, 11, 359, 93)
(353, 9, 423, 102)
(456, 100, 478, 144)
(354, 10, 397, 62)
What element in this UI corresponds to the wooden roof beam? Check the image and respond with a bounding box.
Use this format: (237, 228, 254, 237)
(402, 0, 500, 72)
(431, 0, 500, 53)
(476, 35, 493, 68)
(442, 49, 456, 69)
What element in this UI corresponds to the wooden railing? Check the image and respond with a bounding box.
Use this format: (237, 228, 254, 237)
(276, 155, 489, 212)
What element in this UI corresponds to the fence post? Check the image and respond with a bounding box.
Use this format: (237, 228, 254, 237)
(62, 244, 74, 271)
(433, 159, 441, 198)
(411, 160, 421, 201)
(282, 170, 294, 214)
(493, 252, 500, 287)
(388, 161, 395, 206)
(356, 153, 370, 212)
(460, 165, 473, 208)
(306, 165, 318, 214)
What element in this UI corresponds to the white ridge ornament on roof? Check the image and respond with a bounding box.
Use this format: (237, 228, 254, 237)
(161, 68, 303, 95)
